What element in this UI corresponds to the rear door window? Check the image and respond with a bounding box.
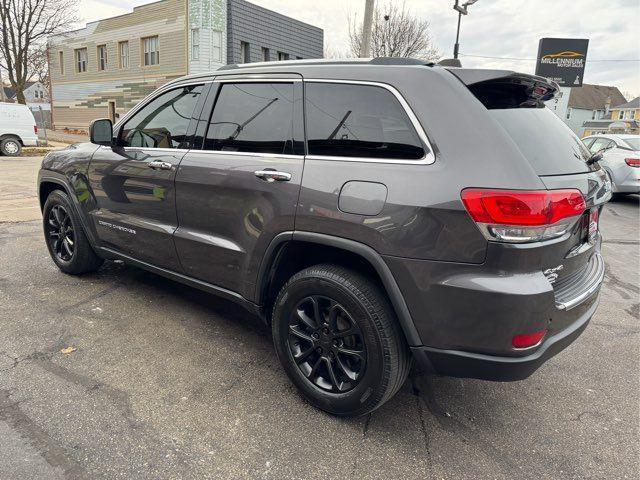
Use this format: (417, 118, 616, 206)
(204, 82, 294, 154)
(305, 82, 425, 160)
(490, 107, 593, 175)
(588, 138, 614, 154)
(581, 137, 596, 150)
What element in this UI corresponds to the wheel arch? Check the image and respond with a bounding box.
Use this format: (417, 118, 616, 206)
(0, 134, 24, 146)
(38, 172, 100, 248)
(257, 231, 422, 347)
(39, 179, 69, 210)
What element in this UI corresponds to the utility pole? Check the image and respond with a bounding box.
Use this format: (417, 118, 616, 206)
(361, 0, 375, 58)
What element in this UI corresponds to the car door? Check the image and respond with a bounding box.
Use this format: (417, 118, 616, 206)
(87, 83, 206, 271)
(174, 76, 304, 299)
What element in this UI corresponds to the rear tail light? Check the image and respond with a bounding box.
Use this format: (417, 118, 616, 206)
(512, 329, 547, 349)
(34, 125, 38, 134)
(461, 188, 586, 243)
(625, 158, 640, 167)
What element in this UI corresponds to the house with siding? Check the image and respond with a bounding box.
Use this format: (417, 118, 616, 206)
(2, 81, 51, 110)
(582, 97, 640, 136)
(48, 0, 323, 130)
(562, 84, 626, 136)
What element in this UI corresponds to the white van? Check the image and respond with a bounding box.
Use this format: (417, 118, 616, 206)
(0, 102, 39, 156)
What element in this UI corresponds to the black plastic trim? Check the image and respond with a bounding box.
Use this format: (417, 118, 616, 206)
(38, 171, 101, 248)
(99, 246, 261, 316)
(412, 298, 597, 381)
(256, 231, 422, 346)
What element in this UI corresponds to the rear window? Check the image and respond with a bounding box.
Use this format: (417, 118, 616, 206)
(490, 107, 593, 176)
(623, 138, 640, 151)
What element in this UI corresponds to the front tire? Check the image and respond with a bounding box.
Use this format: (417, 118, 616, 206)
(272, 264, 411, 416)
(43, 190, 103, 275)
(1, 137, 22, 156)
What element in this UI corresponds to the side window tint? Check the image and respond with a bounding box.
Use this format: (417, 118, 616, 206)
(305, 83, 426, 159)
(120, 84, 203, 148)
(589, 138, 608, 154)
(581, 137, 595, 149)
(204, 83, 294, 154)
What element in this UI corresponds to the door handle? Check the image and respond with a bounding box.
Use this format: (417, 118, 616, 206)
(148, 161, 173, 170)
(254, 170, 292, 182)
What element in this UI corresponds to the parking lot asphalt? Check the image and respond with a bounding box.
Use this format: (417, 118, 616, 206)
(1, 155, 638, 479)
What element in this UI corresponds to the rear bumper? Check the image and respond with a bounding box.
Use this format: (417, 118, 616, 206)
(411, 297, 597, 381)
(21, 135, 39, 147)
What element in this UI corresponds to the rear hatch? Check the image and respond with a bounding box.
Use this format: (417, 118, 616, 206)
(450, 69, 610, 292)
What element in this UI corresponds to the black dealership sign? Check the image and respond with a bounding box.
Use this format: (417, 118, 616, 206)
(535, 38, 589, 87)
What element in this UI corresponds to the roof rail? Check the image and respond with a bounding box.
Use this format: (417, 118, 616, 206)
(217, 57, 434, 71)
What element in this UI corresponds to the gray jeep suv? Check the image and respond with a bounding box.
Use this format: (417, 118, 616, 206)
(37, 58, 609, 416)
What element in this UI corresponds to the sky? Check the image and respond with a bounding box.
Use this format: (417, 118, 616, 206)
(78, 0, 640, 98)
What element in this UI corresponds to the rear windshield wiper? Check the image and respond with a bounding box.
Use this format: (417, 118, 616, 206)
(587, 150, 604, 165)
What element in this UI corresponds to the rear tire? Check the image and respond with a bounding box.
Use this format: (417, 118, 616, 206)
(1, 137, 22, 156)
(272, 264, 411, 416)
(43, 190, 103, 275)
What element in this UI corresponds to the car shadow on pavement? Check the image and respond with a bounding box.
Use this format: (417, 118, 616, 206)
(72, 258, 524, 461)
(610, 193, 639, 205)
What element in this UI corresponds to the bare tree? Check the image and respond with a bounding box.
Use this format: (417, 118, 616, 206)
(28, 46, 49, 83)
(0, 0, 77, 104)
(349, 1, 440, 61)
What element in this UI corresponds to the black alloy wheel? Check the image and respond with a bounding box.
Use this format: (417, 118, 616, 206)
(288, 295, 366, 393)
(272, 264, 411, 416)
(42, 190, 103, 275)
(46, 204, 75, 262)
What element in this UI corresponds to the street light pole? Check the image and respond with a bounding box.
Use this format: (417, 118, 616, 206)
(452, 0, 478, 59)
(453, 10, 462, 59)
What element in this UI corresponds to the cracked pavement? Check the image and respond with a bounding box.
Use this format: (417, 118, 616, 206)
(1, 156, 638, 479)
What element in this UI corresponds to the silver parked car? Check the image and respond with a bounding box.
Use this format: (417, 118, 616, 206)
(582, 134, 640, 195)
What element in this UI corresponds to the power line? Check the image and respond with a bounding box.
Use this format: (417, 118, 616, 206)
(460, 53, 640, 62)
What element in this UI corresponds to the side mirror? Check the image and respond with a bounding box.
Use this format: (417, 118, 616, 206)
(90, 118, 113, 146)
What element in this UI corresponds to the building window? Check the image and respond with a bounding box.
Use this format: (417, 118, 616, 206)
(59, 51, 64, 75)
(631, 110, 636, 119)
(97, 45, 108, 71)
(261, 47, 269, 62)
(212, 31, 222, 62)
(618, 110, 624, 120)
(119, 41, 129, 69)
(241, 41, 250, 63)
(191, 28, 200, 60)
(566, 107, 571, 120)
(142, 36, 159, 66)
(75, 48, 87, 73)
(277, 51, 289, 61)
(296, 56, 303, 60)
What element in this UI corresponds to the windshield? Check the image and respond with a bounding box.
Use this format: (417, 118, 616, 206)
(623, 138, 640, 151)
(490, 107, 594, 176)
